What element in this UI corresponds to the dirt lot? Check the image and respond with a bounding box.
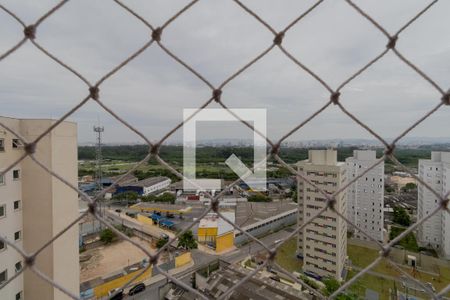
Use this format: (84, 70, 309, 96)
(80, 237, 156, 282)
(389, 175, 416, 188)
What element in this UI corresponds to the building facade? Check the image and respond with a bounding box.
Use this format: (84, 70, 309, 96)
(417, 152, 450, 258)
(116, 176, 171, 196)
(345, 150, 384, 243)
(197, 212, 235, 253)
(297, 149, 347, 281)
(0, 116, 79, 300)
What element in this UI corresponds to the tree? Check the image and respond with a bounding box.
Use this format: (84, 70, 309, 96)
(156, 238, 168, 249)
(401, 182, 417, 193)
(113, 191, 139, 202)
(178, 230, 197, 250)
(157, 192, 176, 204)
(393, 206, 411, 226)
(100, 228, 116, 244)
(336, 293, 359, 300)
(384, 184, 395, 194)
(322, 277, 340, 296)
(141, 194, 157, 202)
(247, 194, 272, 202)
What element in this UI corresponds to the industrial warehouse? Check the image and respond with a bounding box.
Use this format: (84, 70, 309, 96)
(120, 199, 298, 253)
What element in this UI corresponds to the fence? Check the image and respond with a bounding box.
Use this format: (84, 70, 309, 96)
(1, 0, 450, 299)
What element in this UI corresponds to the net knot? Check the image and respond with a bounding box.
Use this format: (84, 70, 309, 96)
(25, 255, 35, 266)
(152, 27, 162, 42)
(150, 144, 160, 155)
(270, 143, 280, 155)
(273, 32, 284, 45)
(326, 197, 336, 210)
(24, 25, 36, 39)
(24, 142, 36, 154)
(386, 35, 398, 49)
(384, 144, 395, 156)
(442, 90, 450, 105)
(211, 199, 219, 212)
(330, 92, 340, 105)
(268, 249, 277, 261)
(441, 198, 449, 210)
(89, 86, 99, 100)
(88, 202, 96, 214)
(149, 254, 159, 265)
(381, 246, 391, 257)
(213, 89, 222, 102)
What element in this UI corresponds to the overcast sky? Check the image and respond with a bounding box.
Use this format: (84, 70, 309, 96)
(1, 0, 449, 144)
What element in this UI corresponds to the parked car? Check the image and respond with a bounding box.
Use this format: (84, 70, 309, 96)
(296, 253, 303, 259)
(115, 209, 122, 213)
(129, 283, 146, 295)
(108, 288, 124, 300)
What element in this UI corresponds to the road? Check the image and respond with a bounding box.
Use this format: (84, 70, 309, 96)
(128, 226, 294, 300)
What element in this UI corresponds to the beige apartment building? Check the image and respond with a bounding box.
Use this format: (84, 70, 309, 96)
(345, 150, 384, 243)
(297, 149, 347, 281)
(0, 116, 79, 300)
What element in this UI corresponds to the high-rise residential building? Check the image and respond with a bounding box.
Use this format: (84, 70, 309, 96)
(297, 149, 347, 281)
(418, 151, 450, 259)
(0, 116, 79, 300)
(345, 150, 384, 243)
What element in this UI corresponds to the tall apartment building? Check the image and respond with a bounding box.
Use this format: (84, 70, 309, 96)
(0, 116, 79, 300)
(417, 152, 450, 259)
(297, 149, 347, 281)
(345, 150, 384, 243)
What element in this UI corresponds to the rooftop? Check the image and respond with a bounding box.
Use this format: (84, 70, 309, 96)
(127, 176, 170, 187)
(235, 201, 297, 228)
(199, 212, 235, 235)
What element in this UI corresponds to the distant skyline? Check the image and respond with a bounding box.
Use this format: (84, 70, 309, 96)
(1, 0, 449, 144)
(78, 136, 450, 147)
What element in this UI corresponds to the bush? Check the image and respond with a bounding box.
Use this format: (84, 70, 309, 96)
(178, 231, 197, 250)
(142, 192, 176, 204)
(385, 184, 395, 193)
(393, 206, 411, 226)
(390, 226, 419, 252)
(299, 275, 319, 290)
(322, 277, 340, 296)
(401, 182, 417, 193)
(114, 224, 133, 237)
(113, 191, 139, 201)
(100, 228, 116, 244)
(156, 238, 168, 249)
(248, 194, 272, 202)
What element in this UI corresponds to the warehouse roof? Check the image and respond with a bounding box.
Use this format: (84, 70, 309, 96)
(127, 176, 170, 187)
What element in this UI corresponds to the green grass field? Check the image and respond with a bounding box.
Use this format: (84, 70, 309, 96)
(275, 237, 303, 273)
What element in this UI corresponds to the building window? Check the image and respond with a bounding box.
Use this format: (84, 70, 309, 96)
(0, 139, 4, 152)
(13, 170, 20, 180)
(0, 240, 5, 252)
(15, 261, 22, 273)
(0, 204, 5, 218)
(14, 230, 21, 242)
(16, 291, 23, 300)
(12, 139, 23, 149)
(0, 174, 4, 185)
(0, 270, 7, 285)
(14, 200, 21, 211)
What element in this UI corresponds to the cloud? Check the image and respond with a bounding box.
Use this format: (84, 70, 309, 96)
(0, 0, 449, 143)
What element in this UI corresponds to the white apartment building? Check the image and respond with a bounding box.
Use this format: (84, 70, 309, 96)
(417, 152, 450, 258)
(297, 149, 347, 281)
(345, 150, 384, 243)
(0, 116, 79, 300)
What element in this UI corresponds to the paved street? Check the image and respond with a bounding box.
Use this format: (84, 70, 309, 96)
(129, 226, 294, 299)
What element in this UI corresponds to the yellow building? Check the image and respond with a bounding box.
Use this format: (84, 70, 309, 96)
(197, 212, 235, 253)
